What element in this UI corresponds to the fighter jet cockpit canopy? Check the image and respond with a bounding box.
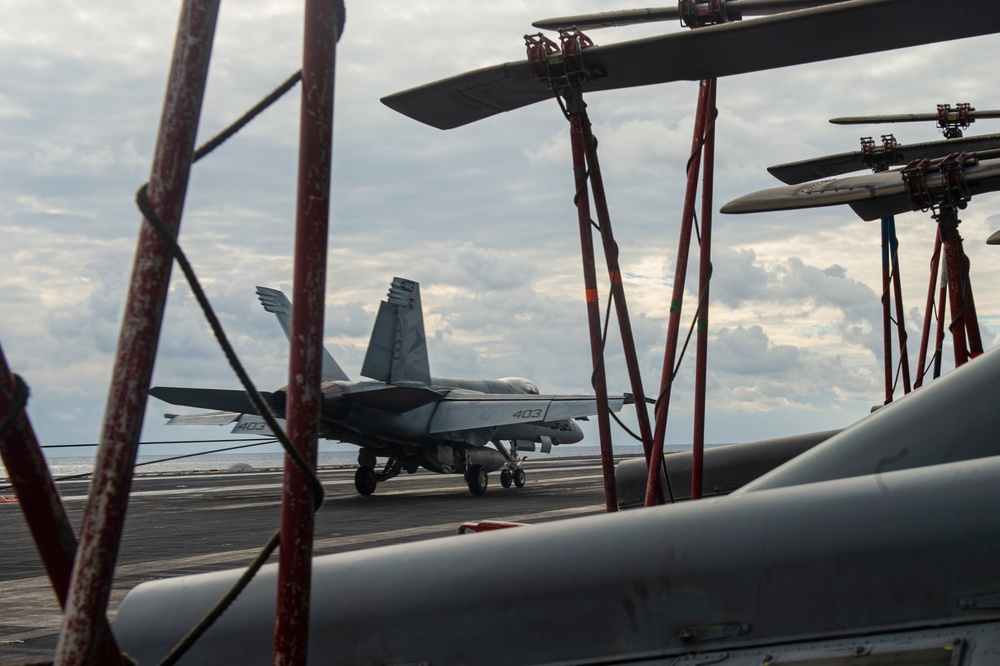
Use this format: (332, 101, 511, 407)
(499, 377, 540, 395)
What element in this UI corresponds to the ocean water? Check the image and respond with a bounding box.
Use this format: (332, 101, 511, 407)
(2, 444, 668, 485)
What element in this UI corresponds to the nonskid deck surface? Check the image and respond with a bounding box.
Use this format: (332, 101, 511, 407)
(0, 454, 629, 664)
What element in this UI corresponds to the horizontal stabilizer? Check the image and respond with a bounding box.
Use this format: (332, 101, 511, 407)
(164, 412, 241, 426)
(150, 387, 272, 416)
(429, 394, 625, 434)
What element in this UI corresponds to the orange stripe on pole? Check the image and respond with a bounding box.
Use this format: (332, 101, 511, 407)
(586, 288, 599, 302)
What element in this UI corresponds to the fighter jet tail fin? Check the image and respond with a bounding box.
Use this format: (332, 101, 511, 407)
(361, 277, 431, 386)
(255, 286, 350, 382)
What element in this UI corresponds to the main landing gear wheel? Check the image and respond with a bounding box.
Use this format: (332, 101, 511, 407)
(354, 466, 377, 496)
(500, 470, 513, 488)
(513, 468, 526, 488)
(466, 465, 488, 495)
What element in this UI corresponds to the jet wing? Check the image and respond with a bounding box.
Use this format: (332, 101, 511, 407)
(428, 393, 625, 434)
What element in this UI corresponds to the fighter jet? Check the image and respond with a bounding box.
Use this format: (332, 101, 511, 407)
(150, 278, 628, 496)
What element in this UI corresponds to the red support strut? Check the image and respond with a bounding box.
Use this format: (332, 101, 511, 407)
(578, 116, 656, 465)
(0, 346, 121, 661)
(528, 28, 656, 511)
(273, 1, 340, 663)
(691, 78, 717, 501)
(646, 79, 714, 507)
(566, 88, 618, 512)
(55, 3, 220, 663)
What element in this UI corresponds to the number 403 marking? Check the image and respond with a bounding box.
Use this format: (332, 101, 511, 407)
(512, 408, 543, 419)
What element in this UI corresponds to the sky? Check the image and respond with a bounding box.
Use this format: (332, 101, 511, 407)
(2, 1, 1000, 461)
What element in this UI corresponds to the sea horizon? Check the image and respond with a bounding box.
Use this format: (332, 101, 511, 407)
(1, 443, 685, 485)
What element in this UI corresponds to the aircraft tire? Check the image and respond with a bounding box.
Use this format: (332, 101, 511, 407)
(500, 470, 512, 488)
(466, 465, 488, 495)
(513, 468, 526, 488)
(354, 466, 377, 496)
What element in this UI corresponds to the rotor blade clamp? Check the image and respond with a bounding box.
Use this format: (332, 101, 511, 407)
(938, 103, 975, 139)
(679, 0, 741, 28)
(860, 135, 899, 173)
(901, 153, 976, 213)
(525, 29, 602, 92)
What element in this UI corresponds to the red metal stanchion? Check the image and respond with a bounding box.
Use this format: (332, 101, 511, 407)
(645, 79, 713, 507)
(272, 0, 340, 662)
(579, 122, 656, 464)
(0, 347, 76, 605)
(940, 213, 971, 367)
(0, 346, 122, 661)
(691, 78, 717, 501)
(880, 217, 894, 402)
(959, 251, 985, 358)
(55, 3, 219, 663)
(887, 220, 912, 393)
(932, 265, 948, 379)
(915, 232, 944, 388)
(566, 88, 618, 512)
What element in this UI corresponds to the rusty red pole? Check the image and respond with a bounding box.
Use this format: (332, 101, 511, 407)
(0, 346, 122, 661)
(579, 119, 655, 464)
(273, 0, 339, 662)
(940, 211, 970, 367)
(691, 78, 717, 501)
(959, 252, 984, 358)
(55, 3, 219, 663)
(887, 219, 912, 393)
(915, 232, 942, 388)
(932, 265, 948, 379)
(880, 217, 894, 402)
(645, 79, 712, 507)
(565, 88, 618, 512)
(0, 346, 76, 605)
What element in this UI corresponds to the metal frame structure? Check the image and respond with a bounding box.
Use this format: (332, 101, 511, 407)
(904, 155, 985, 379)
(878, 213, 912, 403)
(525, 29, 657, 512)
(647, 78, 718, 505)
(54, 2, 221, 662)
(0, 1, 341, 663)
(274, 0, 339, 662)
(525, 14, 727, 509)
(6, 3, 1000, 663)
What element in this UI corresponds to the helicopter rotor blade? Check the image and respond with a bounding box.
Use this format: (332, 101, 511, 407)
(532, 8, 679, 31)
(382, 0, 1000, 130)
(531, 0, 848, 31)
(831, 109, 1000, 125)
(723, 156, 1000, 220)
(767, 133, 1000, 185)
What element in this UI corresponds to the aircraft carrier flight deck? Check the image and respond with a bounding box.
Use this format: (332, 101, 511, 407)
(1, 454, 632, 664)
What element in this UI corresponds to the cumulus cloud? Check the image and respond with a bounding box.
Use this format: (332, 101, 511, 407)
(1, 1, 998, 454)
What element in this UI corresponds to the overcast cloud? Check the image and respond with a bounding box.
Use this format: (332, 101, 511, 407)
(2, 1, 1000, 459)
